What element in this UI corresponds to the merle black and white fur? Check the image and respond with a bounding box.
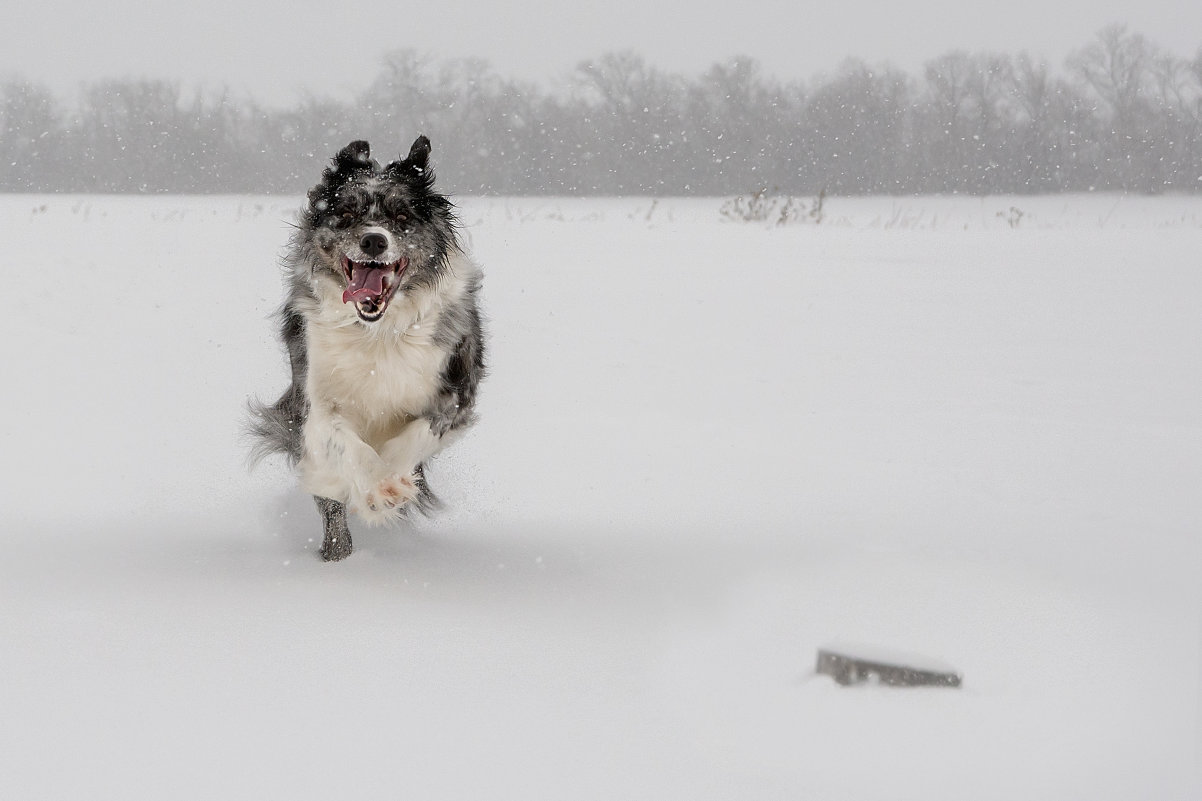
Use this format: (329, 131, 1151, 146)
(250, 136, 484, 561)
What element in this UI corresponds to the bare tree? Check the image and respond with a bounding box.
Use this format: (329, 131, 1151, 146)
(802, 59, 912, 193)
(962, 53, 1014, 191)
(0, 78, 62, 190)
(918, 51, 974, 191)
(918, 51, 1016, 191)
(1148, 52, 1202, 190)
(1067, 24, 1161, 189)
(69, 80, 190, 191)
(574, 51, 687, 192)
(1069, 25, 1156, 123)
(686, 56, 792, 193)
(1007, 54, 1100, 191)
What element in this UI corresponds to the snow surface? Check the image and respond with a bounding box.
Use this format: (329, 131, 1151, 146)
(2, 194, 1200, 799)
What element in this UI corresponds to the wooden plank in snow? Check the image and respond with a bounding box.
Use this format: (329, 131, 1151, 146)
(816, 645, 962, 688)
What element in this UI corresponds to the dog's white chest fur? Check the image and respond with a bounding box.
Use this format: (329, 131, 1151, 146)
(305, 299, 448, 448)
(302, 262, 461, 445)
(292, 249, 480, 521)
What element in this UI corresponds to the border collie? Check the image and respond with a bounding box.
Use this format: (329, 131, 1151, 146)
(250, 137, 484, 561)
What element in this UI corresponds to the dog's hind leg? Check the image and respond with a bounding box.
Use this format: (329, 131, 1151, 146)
(315, 496, 352, 562)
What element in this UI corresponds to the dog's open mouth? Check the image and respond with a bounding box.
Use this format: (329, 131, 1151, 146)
(340, 256, 408, 321)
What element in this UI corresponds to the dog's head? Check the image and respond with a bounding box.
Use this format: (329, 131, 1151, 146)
(299, 136, 456, 323)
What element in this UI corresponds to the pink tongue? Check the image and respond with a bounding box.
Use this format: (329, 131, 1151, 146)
(342, 265, 389, 304)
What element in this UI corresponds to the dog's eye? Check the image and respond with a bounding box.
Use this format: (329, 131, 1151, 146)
(383, 199, 409, 222)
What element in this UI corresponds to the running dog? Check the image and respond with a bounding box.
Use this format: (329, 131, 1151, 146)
(250, 136, 484, 561)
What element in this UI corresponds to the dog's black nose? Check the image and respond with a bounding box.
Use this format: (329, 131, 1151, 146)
(360, 232, 388, 258)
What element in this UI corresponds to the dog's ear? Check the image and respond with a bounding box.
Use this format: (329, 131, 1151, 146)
(386, 135, 432, 178)
(306, 141, 375, 219)
(333, 140, 373, 174)
(404, 135, 431, 171)
(384, 135, 451, 219)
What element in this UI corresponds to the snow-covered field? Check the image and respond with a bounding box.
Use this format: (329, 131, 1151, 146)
(2, 193, 1199, 799)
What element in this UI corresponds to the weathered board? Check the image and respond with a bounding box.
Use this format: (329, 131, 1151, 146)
(816, 646, 962, 688)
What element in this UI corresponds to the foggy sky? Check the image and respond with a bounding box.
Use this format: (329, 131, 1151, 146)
(6, 0, 1200, 105)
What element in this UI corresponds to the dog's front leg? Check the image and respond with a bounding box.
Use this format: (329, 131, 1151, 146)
(299, 403, 414, 533)
(378, 417, 454, 485)
(314, 496, 352, 561)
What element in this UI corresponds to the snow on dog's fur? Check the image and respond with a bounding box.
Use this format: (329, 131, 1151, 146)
(250, 137, 485, 561)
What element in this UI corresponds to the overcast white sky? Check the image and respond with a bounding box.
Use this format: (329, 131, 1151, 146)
(6, 0, 1199, 105)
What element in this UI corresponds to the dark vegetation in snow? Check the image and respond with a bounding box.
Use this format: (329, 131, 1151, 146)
(2, 25, 1199, 195)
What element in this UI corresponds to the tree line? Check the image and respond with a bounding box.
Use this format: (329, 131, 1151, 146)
(2, 25, 1199, 196)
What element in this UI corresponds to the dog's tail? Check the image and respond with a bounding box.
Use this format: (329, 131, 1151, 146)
(245, 386, 306, 468)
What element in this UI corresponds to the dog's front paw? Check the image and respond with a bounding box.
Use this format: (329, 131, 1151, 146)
(369, 472, 419, 511)
(353, 472, 419, 525)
